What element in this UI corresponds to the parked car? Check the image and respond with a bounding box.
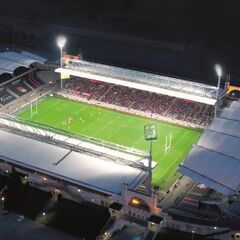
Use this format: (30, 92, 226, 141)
(17, 215, 24, 222)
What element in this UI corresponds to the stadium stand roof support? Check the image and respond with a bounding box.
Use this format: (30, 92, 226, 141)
(179, 101, 240, 196)
(55, 59, 226, 105)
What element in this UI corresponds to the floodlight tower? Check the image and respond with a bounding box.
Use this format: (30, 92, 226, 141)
(57, 36, 67, 89)
(144, 124, 157, 195)
(214, 64, 222, 118)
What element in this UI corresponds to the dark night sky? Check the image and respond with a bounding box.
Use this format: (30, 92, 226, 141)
(1, 0, 240, 84)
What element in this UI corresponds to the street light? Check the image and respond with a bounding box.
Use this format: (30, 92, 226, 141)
(214, 64, 222, 118)
(144, 124, 157, 195)
(1, 197, 5, 209)
(191, 230, 195, 240)
(57, 36, 67, 89)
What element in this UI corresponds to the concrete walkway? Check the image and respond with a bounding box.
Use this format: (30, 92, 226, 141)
(159, 176, 194, 210)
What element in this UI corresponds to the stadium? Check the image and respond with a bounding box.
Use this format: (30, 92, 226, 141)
(0, 46, 239, 239)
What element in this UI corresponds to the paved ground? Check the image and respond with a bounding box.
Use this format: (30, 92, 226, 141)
(159, 176, 194, 210)
(159, 175, 222, 221)
(0, 211, 78, 240)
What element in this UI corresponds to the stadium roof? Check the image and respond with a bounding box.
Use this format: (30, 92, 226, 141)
(0, 51, 47, 75)
(179, 101, 240, 196)
(0, 129, 147, 196)
(55, 59, 225, 105)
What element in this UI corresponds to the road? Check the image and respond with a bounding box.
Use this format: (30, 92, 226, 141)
(0, 211, 78, 240)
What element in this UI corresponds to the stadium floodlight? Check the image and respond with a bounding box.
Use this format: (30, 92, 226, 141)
(214, 64, 222, 117)
(215, 64, 222, 78)
(57, 36, 66, 49)
(192, 230, 195, 240)
(144, 124, 157, 141)
(57, 36, 67, 89)
(144, 124, 157, 195)
(1, 197, 5, 209)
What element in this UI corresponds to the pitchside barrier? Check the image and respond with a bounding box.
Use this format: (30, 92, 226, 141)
(0, 113, 147, 159)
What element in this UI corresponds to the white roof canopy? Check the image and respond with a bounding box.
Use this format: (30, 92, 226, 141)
(179, 101, 240, 196)
(0, 130, 147, 196)
(55, 59, 225, 105)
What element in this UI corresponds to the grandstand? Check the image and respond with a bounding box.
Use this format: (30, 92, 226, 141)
(0, 86, 16, 105)
(0, 51, 47, 106)
(0, 129, 148, 196)
(56, 58, 226, 105)
(62, 77, 214, 128)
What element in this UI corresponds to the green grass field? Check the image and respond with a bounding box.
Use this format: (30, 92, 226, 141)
(19, 96, 201, 190)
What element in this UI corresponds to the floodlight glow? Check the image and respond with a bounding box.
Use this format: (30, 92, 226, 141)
(57, 36, 67, 49)
(215, 64, 222, 77)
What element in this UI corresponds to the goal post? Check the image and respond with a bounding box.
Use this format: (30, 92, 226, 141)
(30, 99, 38, 118)
(165, 132, 172, 154)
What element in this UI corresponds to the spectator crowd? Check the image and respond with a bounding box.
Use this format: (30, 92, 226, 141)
(63, 77, 214, 128)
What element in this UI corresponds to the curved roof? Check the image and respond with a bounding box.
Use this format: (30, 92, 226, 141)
(179, 101, 240, 196)
(0, 58, 23, 73)
(209, 117, 240, 138)
(220, 109, 240, 122)
(180, 145, 240, 196)
(198, 130, 240, 160)
(0, 51, 47, 75)
(0, 69, 11, 75)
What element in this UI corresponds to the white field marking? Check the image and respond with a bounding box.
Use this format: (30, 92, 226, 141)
(54, 102, 89, 129)
(73, 105, 114, 134)
(29, 98, 64, 122)
(81, 111, 122, 138)
(94, 114, 138, 142)
(153, 131, 199, 182)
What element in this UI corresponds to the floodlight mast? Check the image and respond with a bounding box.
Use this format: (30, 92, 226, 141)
(57, 36, 67, 89)
(214, 64, 222, 118)
(144, 124, 157, 195)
